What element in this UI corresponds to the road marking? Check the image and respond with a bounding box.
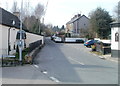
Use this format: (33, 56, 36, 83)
(99, 56, 105, 59)
(93, 54, 97, 56)
(49, 77, 60, 83)
(68, 57, 85, 65)
(33, 65, 39, 68)
(41, 70, 48, 74)
(43, 71, 47, 74)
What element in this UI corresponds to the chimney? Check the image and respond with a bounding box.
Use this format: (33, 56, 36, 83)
(78, 14, 81, 17)
(13, 12, 20, 19)
(75, 15, 77, 18)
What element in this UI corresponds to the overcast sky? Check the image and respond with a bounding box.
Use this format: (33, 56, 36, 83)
(0, 0, 119, 27)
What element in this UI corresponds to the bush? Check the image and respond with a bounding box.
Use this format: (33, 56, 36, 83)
(15, 48, 29, 60)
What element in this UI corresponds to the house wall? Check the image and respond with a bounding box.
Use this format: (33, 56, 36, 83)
(111, 27, 120, 58)
(0, 24, 9, 56)
(66, 23, 73, 33)
(26, 32, 44, 48)
(73, 21, 78, 33)
(0, 25, 2, 57)
(0, 24, 44, 57)
(118, 28, 120, 58)
(9, 27, 19, 54)
(111, 27, 119, 50)
(71, 16, 90, 34)
(78, 16, 90, 30)
(0, 24, 20, 55)
(66, 24, 69, 33)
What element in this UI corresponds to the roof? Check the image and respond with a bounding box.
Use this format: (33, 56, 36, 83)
(110, 21, 120, 28)
(0, 7, 28, 31)
(66, 15, 89, 24)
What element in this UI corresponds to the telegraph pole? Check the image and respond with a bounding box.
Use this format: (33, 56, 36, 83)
(19, 0, 23, 65)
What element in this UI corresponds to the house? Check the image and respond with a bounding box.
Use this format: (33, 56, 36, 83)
(0, 7, 44, 57)
(0, 7, 27, 56)
(110, 22, 120, 58)
(66, 14, 90, 37)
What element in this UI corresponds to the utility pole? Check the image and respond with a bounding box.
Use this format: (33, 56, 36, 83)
(43, 0, 49, 24)
(39, 19, 41, 34)
(118, 1, 120, 22)
(19, 0, 23, 65)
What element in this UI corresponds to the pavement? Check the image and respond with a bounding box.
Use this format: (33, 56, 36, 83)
(102, 54, 119, 63)
(83, 46, 119, 63)
(83, 47, 118, 63)
(89, 50, 119, 63)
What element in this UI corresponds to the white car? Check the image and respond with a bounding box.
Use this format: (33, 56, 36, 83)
(54, 37, 62, 43)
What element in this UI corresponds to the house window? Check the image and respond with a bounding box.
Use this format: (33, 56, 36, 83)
(115, 32, 119, 42)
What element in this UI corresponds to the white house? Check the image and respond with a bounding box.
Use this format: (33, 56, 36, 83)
(110, 22, 120, 58)
(0, 7, 44, 58)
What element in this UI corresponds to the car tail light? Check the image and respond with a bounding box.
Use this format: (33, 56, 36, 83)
(86, 42, 88, 44)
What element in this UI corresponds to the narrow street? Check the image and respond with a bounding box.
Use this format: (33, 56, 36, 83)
(2, 37, 118, 84)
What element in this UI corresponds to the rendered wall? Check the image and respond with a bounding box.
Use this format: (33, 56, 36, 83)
(111, 25, 120, 58)
(0, 25, 8, 55)
(0, 24, 44, 56)
(26, 32, 44, 48)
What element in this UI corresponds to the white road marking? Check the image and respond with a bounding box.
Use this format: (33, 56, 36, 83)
(49, 77, 60, 83)
(33, 65, 39, 68)
(68, 57, 85, 65)
(32, 64, 60, 83)
(93, 54, 97, 56)
(42, 71, 48, 74)
(99, 56, 105, 59)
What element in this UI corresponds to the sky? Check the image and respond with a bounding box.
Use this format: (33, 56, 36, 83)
(0, 0, 119, 27)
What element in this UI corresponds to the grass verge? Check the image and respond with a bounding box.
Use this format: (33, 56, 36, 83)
(90, 51, 102, 56)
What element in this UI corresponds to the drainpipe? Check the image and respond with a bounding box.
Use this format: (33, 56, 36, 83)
(8, 27, 11, 55)
(76, 21, 78, 34)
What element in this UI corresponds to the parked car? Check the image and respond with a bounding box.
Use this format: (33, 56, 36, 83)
(84, 40, 98, 47)
(76, 39, 84, 43)
(65, 38, 85, 43)
(54, 36, 62, 43)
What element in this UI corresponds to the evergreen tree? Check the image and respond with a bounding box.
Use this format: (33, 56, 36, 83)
(89, 7, 113, 39)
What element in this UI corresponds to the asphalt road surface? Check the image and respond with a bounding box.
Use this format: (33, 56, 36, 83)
(2, 37, 118, 84)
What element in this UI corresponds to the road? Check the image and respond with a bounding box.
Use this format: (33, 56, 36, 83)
(2, 37, 118, 84)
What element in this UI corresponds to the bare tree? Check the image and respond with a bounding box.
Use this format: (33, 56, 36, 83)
(34, 3, 45, 34)
(11, 1, 19, 12)
(23, 15, 37, 31)
(113, 1, 120, 22)
(21, 1, 31, 22)
(34, 3, 45, 20)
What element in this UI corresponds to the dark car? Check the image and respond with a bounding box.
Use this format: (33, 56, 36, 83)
(84, 40, 98, 47)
